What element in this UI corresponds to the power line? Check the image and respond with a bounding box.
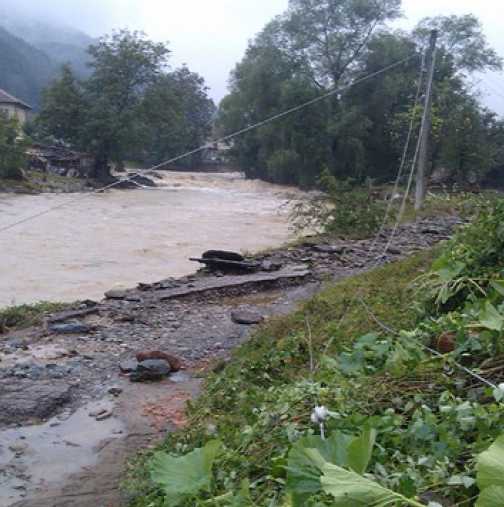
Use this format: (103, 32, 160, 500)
(0, 54, 418, 235)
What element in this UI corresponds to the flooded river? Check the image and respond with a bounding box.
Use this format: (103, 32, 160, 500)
(0, 172, 299, 308)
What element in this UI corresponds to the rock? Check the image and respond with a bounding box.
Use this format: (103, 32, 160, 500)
(202, 250, 245, 262)
(105, 289, 129, 300)
(9, 441, 29, 455)
(386, 247, 402, 255)
(119, 359, 139, 373)
(31, 345, 71, 360)
(231, 310, 265, 325)
(49, 322, 92, 335)
(108, 385, 123, 397)
(0, 380, 72, 425)
(261, 260, 283, 272)
(95, 409, 113, 421)
(136, 351, 182, 372)
(129, 359, 171, 382)
(312, 244, 345, 254)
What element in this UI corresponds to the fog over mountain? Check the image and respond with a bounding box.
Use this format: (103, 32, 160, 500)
(0, 0, 503, 113)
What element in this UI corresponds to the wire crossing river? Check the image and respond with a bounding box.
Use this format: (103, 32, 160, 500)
(0, 172, 299, 308)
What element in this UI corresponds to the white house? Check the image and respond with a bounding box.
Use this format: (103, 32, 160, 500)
(0, 88, 32, 126)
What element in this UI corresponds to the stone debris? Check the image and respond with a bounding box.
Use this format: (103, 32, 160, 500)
(48, 322, 92, 335)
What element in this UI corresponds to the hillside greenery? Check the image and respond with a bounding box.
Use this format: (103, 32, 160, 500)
(126, 196, 504, 506)
(218, 1, 504, 188)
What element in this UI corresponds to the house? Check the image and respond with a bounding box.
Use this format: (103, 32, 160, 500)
(0, 88, 32, 126)
(27, 143, 95, 178)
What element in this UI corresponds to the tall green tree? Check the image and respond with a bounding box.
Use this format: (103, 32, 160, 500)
(140, 67, 215, 167)
(37, 30, 215, 182)
(83, 30, 170, 181)
(219, 5, 503, 188)
(37, 64, 85, 145)
(0, 113, 28, 180)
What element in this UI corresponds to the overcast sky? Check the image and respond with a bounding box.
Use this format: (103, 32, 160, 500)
(3, 0, 504, 114)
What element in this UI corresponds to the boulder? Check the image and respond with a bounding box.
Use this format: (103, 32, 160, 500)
(136, 351, 182, 372)
(129, 359, 171, 382)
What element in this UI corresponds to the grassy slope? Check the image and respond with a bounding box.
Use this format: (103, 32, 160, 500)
(126, 249, 449, 505)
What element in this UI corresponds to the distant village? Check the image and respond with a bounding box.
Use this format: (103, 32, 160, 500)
(0, 86, 232, 180)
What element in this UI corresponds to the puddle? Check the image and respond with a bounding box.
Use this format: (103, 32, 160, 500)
(0, 400, 123, 506)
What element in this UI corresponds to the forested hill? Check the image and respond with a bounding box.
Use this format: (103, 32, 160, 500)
(0, 20, 92, 109)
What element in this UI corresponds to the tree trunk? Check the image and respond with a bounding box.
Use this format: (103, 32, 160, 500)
(92, 149, 115, 183)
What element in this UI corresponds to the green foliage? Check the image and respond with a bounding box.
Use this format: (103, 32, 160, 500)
(419, 198, 504, 312)
(286, 429, 376, 505)
(0, 112, 28, 180)
(219, 3, 503, 188)
(321, 462, 424, 507)
(292, 170, 385, 237)
(476, 435, 504, 507)
(150, 440, 222, 505)
(37, 30, 214, 181)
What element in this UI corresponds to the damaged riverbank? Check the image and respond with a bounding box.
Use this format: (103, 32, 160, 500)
(0, 215, 460, 506)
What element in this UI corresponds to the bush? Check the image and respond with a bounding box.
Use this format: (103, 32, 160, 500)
(292, 168, 385, 238)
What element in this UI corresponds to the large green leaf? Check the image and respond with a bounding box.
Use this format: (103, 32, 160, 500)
(286, 434, 348, 506)
(286, 430, 377, 506)
(321, 463, 425, 507)
(347, 429, 377, 475)
(476, 486, 504, 507)
(149, 440, 222, 505)
(476, 435, 504, 490)
(478, 302, 504, 331)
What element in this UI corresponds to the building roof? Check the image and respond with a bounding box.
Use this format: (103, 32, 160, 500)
(0, 88, 32, 110)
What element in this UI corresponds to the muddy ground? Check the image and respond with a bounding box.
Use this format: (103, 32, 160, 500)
(0, 216, 460, 507)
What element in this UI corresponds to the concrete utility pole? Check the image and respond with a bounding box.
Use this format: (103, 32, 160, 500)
(415, 30, 438, 211)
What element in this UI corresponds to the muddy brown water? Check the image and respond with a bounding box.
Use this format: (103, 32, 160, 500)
(0, 172, 300, 308)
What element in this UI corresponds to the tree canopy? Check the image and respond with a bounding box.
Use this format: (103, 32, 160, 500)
(36, 30, 215, 181)
(219, 1, 503, 188)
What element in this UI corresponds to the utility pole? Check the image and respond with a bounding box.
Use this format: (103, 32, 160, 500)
(415, 30, 438, 211)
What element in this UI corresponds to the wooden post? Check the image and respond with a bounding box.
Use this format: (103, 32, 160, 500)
(415, 30, 438, 211)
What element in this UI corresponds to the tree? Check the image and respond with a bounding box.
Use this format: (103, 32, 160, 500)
(83, 30, 170, 181)
(37, 29, 215, 182)
(140, 67, 215, 168)
(219, 6, 503, 189)
(283, 0, 401, 88)
(0, 112, 28, 180)
(37, 64, 85, 145)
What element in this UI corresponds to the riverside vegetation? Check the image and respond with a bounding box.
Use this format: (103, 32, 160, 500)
(126, 196, 504, 506)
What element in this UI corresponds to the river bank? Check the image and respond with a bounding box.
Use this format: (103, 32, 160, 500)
(0, 214, 460, 506)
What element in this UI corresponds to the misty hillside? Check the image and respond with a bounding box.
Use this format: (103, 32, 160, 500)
(3, 18, 94, 77)
(0, 18, 93, 109)
(0, 26, 56, 109)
